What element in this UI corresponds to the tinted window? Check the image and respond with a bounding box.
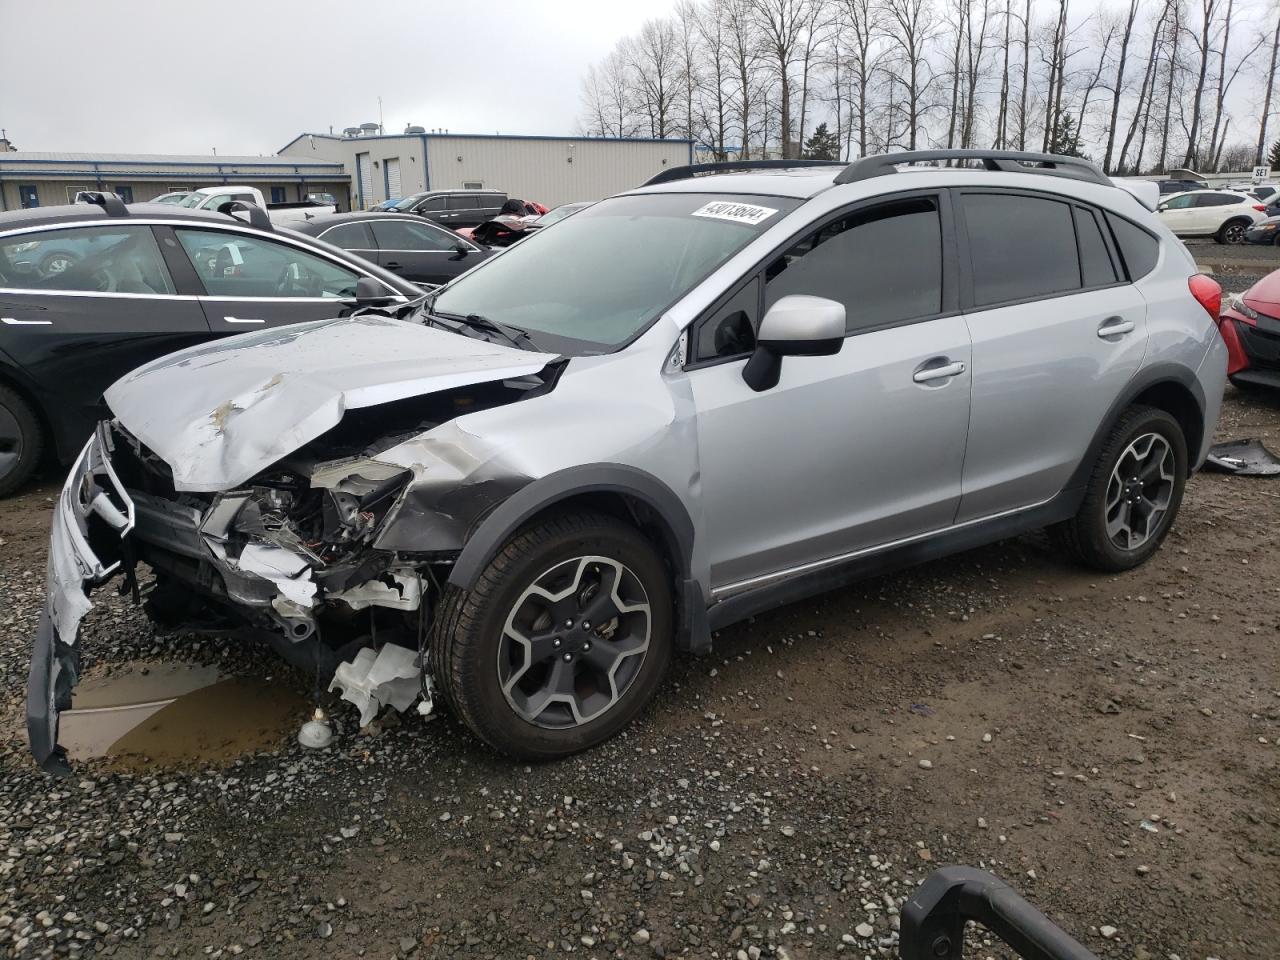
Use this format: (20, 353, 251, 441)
(963, 193, 1079, 306)
(370, 219, 458, 251)
(0, 225, 175, 294)
(1075, 207, 1118, 287)
(417, 196, 446, 212)
(694, 278, 759, 361)
(482, 193, 507, 207)
(447, 194, 480, 210)
(320, 222, 375, 249)
(1194, 193, 1237, 207)
(765, 197, 942, 333)
(1104, 212, 1159, 280)
(176, 228, 363, 298)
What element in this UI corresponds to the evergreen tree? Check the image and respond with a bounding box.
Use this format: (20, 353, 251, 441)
(802, 123, 841, 161)
(1268, 140, 1280, 170)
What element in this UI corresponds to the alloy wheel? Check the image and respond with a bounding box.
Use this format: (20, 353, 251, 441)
(1224, 223, 1246, 244)
(1105, 432, 1175, 551)
(497, 555, 651, 729)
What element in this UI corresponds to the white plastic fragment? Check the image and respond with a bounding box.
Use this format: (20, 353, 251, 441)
(329, 645, 421, 726)
(298, 708, 334, 749)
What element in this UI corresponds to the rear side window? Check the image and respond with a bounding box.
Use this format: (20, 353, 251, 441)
(0, 225, 176, 294)
(1104, 211, 1159, 280)
(1074, 207, 1119, 287)
(764, 196, 943, 334)
(962, 193, 1079, 306)
(320, 222, 374, 250)
(447, 195, 480, 210)
(1194, 193, 1236, 207)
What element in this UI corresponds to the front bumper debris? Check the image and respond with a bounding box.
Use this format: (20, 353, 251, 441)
(27, 426, 136, 776)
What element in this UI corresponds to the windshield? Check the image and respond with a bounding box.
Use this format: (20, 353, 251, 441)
(389, 194, 426, 211)
(176, 192, 207, 208)
(432, 192, 800, 353)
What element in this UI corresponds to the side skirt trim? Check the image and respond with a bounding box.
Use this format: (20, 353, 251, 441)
(705, 490, 1082, 632)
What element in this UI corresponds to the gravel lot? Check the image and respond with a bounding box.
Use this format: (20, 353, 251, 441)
(1, 391, 1278, 960)
(1186, 237, 1280, 294)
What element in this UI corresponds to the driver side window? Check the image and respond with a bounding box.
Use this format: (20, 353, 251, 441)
(175, 228, 363, 299)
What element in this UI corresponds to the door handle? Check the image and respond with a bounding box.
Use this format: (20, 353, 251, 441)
(913, 360, 966, 383)
(2, 316, 53, 326)
(1097, 316, 1135, 338)
(384, 261, 402, 269)
(224, 316, 265, 324)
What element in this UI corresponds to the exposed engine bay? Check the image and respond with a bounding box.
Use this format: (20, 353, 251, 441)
(98, 372, 555, 721)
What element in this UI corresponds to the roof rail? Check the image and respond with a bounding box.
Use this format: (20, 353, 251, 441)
(643, 159, 845, 187)
(835, 150, 1111, 187)
(76, 191, 129, 217)
(216, 199, 272, 231)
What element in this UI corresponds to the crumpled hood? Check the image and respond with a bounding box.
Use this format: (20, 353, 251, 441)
(105, 314, 556, 491)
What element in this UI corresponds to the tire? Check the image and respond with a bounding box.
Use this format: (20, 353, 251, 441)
(0, 383, 44, 498)
(431, 510, 673, 759)
(1051, 405, 1187, 572)
(1216, 220, 1248, 245)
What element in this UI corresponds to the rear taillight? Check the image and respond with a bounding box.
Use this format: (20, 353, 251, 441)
(1188, 274, 1222, 321)
(1253, 204, 1267, 211)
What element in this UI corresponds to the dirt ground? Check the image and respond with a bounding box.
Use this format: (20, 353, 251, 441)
(0, 387, 1278, 959)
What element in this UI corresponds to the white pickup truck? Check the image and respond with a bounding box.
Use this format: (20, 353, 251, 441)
(170, 186, 337, 225)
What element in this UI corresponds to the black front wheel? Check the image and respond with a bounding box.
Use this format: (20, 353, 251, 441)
(0, 385, 44, 498)
(431, 511, 673, 758)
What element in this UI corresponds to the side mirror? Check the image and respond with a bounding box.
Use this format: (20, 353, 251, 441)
(742, 295, 845, 392)
(354, 276, 393, 306)
(453, 241, 469, 256)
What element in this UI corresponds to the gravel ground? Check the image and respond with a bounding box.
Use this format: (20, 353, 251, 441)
(1184, 238, 1280, 294)
(1, 389, 1278, 960)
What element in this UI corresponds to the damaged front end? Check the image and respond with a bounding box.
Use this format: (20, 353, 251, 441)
(28, 368, 555, 775)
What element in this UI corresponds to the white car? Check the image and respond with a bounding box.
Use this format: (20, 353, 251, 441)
(1157, 189, 1266, 243)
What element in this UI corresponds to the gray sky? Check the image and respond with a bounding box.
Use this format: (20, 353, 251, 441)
(0, 0, 675, 155)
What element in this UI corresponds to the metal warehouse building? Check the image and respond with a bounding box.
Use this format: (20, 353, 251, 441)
(0, 152, 350, 212)
(277, 131, 694, 210)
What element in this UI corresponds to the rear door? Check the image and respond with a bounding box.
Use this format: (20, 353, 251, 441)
(0, 223, 208, 453)
(688, 191, 973, 589)
(443, 194, 483, 228)
(955, 190, 1148, 522)
(165, 224, 399, 332)
(367, 218, 481, 284)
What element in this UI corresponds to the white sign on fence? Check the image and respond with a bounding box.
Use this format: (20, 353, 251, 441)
(1254, 165, 1272, 182)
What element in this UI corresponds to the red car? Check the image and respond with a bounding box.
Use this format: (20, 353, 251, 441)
(1218, 269, 1280, 390)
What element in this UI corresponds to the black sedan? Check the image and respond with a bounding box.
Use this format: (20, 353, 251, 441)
(291, 212, 492, 286)
(0, 194, 421, 496)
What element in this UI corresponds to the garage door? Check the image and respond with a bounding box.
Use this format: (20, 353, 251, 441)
(356, 152, 372, 209)
(385, 158, 401, 200)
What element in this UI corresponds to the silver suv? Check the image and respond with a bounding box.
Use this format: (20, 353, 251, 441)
(28, 151, 1228, 773)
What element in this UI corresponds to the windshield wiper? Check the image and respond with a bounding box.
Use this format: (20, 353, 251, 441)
(431, 310, 543, 351)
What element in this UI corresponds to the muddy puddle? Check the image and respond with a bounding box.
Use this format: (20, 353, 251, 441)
(58, 661, 307, 769)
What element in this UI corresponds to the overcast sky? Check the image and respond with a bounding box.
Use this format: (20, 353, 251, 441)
(0, 0, 676, 155)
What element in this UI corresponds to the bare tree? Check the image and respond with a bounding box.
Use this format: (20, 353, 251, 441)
(1258, 5, 1280, 167)
(884, 0, 937, 148)
(1102, 0, 1141, 173)
(753, 0, 814, 158)
(1017, 0, 1033, 149)
(1182, 0, 1218, 167)
(836, 0, 886, 157)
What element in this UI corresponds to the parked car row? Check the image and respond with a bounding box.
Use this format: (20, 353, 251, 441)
(0, 196, 423, 495)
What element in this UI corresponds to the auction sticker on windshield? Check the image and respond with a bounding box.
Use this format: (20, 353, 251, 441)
(691, 201, 779, 226)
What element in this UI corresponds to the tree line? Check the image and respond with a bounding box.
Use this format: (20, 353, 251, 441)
(578, 0, 1280, 175)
